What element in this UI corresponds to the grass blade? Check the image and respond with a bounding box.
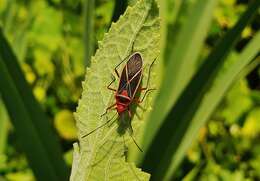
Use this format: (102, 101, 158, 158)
(141, 0, 218, 158)
(0, 100, 8, 155)
(142, 1, 260, 180)
(83, 0, 95, 67)
(164, 0, 195, 63)
(165, 30, 260, 181)
(0, 29, 69, 181)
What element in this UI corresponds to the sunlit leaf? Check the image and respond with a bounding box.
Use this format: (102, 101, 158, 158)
(70, 0, 160, 180)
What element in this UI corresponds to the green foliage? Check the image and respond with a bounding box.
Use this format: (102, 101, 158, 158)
(54, 109, 78, 140)
(83, 0, 95, 66)
(0, 0, 259, 180)
(0, 29, 69, 181)
(181, 77, 260, 180)
(142, 0, 218, 152)
(0, 100, 8, 155)
(141, 0, 260, 180)
(70, 0, 160, 180)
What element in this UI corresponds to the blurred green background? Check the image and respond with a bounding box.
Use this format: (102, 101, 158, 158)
(0, 0, 259, 180)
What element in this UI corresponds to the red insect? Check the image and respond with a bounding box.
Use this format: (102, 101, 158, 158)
(104, 52, 154, 118)
(82, 52, 155, 150)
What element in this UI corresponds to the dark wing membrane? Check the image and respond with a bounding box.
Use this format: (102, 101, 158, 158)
(118, 67, 127, 93)
(129, 71, 142, 97)
(118, 73, 132, 98)
(118, 53, 143, 98)
(126, 53, 143, 80)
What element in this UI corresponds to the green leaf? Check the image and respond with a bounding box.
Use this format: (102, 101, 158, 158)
(166, 0, 218, 97)
(70, 0, 160, 180)
(0, 100, 8, 155)
(83, 0, 95, 67)
(0, 29, 69, 181)
(141, 0, 218, 160)
(164, 0, 197, 63)
(142, 1, 260, 180)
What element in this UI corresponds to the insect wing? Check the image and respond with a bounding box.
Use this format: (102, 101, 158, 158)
(118, 66, 128, 93)
(118, 53, 143, 98)
(127, 53, 143, 97)
(126, 53, 143, 79)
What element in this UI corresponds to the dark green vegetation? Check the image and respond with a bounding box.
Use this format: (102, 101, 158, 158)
(0, 0, 259, 180)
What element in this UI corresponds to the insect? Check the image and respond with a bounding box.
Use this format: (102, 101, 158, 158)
(82, 52, 155, 151)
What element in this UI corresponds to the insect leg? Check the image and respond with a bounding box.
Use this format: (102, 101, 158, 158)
(139, 88, 156, 103)
(134, 109, 142, 120)
(127, 108, 143, 152)
(107, 112, 118, 127)
(122, 135, 128, 157)
(132, 99, 146, 111)
(128, 109, 132, 118)
(101, 103, 116, 117)
(127, 124, 143, 152)
(136, 58, 157, 103)
(129, 134, 143, 152)
(141, 58, 157, 90)
(107, 74, 117, 91)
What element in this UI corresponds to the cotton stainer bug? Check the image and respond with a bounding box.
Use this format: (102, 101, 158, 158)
(82, 52, 155, 151)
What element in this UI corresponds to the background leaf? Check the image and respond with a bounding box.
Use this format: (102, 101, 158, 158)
(141, 1, 260, 180)
(0, 29, 69, 181)
(141, 0, 218, 156)
(70, 0, 160, 180)
(0, 100, 8, 155)
(83, 0, 95, 67)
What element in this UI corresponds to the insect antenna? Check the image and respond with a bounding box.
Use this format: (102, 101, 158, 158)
(81, 113, 118, 138)
(129, 132, 143, 152)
